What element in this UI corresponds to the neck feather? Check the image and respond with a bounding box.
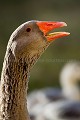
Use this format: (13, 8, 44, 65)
(0, 39, 49, 120)
(0, 49, 32, 120)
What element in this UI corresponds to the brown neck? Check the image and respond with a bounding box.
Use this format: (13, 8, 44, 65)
(0, 49, 32, 120)
(0, 40, 49, 120)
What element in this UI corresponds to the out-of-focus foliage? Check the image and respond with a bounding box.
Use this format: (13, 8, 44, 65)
(0, 0, 80, 91)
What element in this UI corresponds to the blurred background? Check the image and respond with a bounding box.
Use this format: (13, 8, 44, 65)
(0, 0, 80, 91)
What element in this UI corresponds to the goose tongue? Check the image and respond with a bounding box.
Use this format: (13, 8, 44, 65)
(37, 21, 70, 41)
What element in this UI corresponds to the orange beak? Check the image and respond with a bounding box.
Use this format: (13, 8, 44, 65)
(36, 21, 70, 41)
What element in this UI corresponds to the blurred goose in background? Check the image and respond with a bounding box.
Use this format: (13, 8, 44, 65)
(28, 62, 80, 120)
(28, 87, 64, 109)
(60, 62, 80, 101)
(28, 87, 64, 119)
(37, 100, 80, 120)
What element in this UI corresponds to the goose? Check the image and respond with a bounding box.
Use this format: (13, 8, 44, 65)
(60, 62, 80, 101)
(28, 62, 80, 108)
(37, 101, 80, 120)
(27, 87, 64, 119)
(0, 20, 69, 120)
(35, 62, 80, 120)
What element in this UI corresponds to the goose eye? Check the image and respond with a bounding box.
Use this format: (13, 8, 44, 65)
(26, 28, 31, 32)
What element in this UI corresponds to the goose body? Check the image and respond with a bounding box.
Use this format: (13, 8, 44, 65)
(28, 87, 64, 119)
(0, 20, 69, 120)
(37, 100, 80, 120)
(32, 62, 80, 120)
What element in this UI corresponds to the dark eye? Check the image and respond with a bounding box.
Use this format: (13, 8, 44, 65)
(26, 28, 31, 32)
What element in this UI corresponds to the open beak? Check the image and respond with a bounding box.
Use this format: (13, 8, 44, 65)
(36, 21, 70, 41)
